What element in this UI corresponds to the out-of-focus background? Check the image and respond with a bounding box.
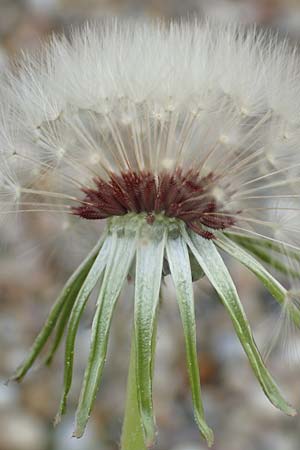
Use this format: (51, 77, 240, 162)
(1, 1, 300, 450)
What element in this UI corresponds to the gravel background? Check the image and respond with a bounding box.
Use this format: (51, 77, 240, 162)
(1, 1, 300, 450)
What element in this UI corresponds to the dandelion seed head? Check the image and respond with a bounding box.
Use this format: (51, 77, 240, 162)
(0, 21, 299, 245)
(5, 20, 300, 443)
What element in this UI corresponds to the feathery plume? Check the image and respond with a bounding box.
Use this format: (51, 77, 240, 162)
(2, 20, 300, 448)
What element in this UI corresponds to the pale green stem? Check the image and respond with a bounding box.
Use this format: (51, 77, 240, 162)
(121, 329, 146, 450)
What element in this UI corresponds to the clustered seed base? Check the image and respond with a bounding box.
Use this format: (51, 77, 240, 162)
(73, 169, 235, 239)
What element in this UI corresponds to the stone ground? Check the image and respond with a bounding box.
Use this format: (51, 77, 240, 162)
(1, 1, 300, 449)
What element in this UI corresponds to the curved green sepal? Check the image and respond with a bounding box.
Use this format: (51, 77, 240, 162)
(184, 228, 296, 417)
(121, 328, 147, 450)
(10, 239, 102, 383)
(134, 225, 166, 447)
(44, 301, 75, 367)
(74, 230, 137, 438)
(215, 235, 300, 328)
(166, 235, 214, 447)
(226, 233, 300, 262)
(226, 233, 300, 278)
(45, 236, 106, 366)
(55, 237, 110, 424)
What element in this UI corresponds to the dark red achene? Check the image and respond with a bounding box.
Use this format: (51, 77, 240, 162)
(72, 168, 235, 239)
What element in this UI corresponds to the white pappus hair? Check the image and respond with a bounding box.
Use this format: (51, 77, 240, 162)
(1, 19, 300, 326)
(2, 20, 300, 444)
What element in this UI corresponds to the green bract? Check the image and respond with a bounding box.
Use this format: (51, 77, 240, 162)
(11, 213, 298, 448)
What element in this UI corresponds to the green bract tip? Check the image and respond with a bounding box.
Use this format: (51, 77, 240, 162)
(12, 213, 298, 448)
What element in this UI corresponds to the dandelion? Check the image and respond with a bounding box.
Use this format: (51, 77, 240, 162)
(1, 20, 300, 449)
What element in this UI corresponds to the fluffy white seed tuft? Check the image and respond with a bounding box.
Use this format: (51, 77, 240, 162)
(1, 19, 300, 260)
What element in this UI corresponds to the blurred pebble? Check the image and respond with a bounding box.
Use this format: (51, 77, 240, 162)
(0, 411, 48, 450)
(25, 0, 58, 15)
(1, 1, 300, 450)
(0, 46, 8, 70)
(171, 444, 207, 450)
(0, 382, 18, 409)
(53, 417, 99, 450)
